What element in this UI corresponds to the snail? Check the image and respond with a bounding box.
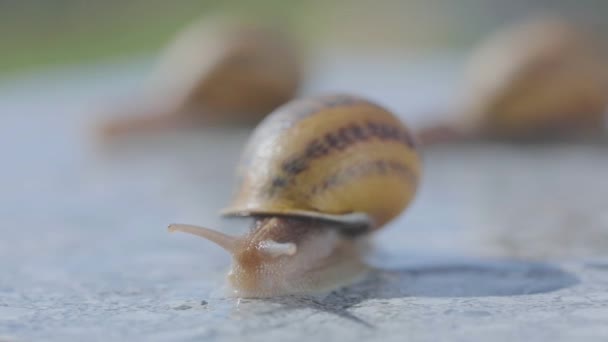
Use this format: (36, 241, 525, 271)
(168, 94, 421, 298)
(99, 17, 302, 139)
(418, 15, 608, 145)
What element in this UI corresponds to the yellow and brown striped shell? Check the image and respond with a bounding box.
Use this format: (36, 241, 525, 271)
(222, 94, 421, 231)
(458, 15, 608, 140)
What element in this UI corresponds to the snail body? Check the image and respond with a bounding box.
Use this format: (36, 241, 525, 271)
(169, 94, 421, 297)
(100, 17, 301, 138)
(419, 16, 608, 145)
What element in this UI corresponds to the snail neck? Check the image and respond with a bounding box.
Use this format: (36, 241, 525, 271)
(228, 216, 369, 298)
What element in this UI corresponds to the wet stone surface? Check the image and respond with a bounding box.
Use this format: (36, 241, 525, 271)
(1, 54, 607, 341)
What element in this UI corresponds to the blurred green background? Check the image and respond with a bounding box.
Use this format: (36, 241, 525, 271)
(1, 0, 607, 76)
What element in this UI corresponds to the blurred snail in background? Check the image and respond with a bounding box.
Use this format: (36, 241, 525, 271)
(99, 16, 302, 139)
(419, 15, 608, 145)
(168, 94, 421, 298)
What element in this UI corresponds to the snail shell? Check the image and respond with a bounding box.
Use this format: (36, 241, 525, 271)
(169, 94, 421, 297)
(224, 94, 420, 229)
(100, 17, 302, 138)
(419, 16, 608, 144)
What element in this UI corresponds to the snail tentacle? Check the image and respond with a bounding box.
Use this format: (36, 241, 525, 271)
(168, 224, 240, 253)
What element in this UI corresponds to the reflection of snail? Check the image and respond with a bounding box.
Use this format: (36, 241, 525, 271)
(419, 16, 608, 145)
(169, 94, 421, 298)
(100, 17, 302, 139)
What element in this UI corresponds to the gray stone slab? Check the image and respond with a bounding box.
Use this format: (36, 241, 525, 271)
(0, 54, 607, 341)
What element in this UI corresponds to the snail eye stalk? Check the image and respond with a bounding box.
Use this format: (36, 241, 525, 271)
(168, 224, 240, 253)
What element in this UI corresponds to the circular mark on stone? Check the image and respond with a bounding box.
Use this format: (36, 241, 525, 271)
(343, 260, 579, 298)
(173, 304, 192, 310)
(444, 309, 492, 317)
